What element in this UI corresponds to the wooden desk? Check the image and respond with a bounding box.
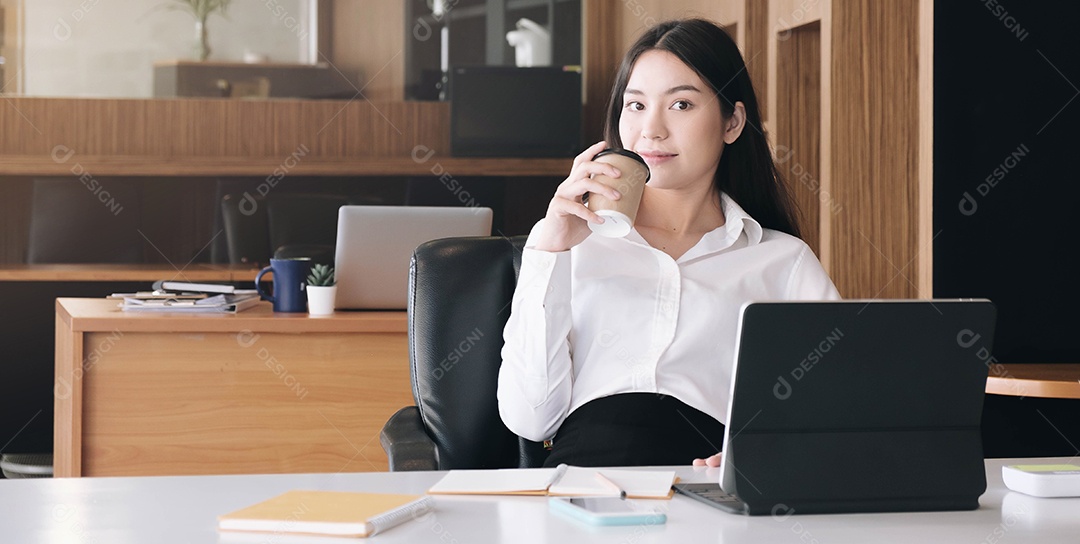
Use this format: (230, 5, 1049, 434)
(54, 298, 411, 477)
(0, 265, 262, 457)
(986, 364, 1080, 399)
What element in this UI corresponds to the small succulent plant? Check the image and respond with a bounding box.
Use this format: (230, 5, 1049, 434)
(306, 264, 336, 287)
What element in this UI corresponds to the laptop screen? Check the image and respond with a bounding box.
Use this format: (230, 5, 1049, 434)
(334, 206, 493, 310)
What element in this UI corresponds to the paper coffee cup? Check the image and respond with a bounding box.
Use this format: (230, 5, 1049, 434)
(587, 149, 650, 238)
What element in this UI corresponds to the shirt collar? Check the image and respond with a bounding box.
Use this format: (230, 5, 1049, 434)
(667, 193, 762, 262)
(719, 192, 763, 246)
(621, 192, 764, 259)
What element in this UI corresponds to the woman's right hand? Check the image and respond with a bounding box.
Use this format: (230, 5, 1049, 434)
(531, 141, 623, 253)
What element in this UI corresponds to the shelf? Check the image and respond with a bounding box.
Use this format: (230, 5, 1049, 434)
(985, 364, 1080, 400)
(0, 264, 260, 282)
(0, 155, 571, 177)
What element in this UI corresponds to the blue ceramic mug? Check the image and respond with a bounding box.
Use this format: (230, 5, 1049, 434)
(255, 258, 312, 313)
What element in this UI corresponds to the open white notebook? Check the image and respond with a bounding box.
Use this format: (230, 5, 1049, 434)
(427, 464, 677, 499)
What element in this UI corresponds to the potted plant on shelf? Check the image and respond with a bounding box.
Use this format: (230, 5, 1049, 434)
(164, 0, 233, 61)
(306, 264, 336, 316)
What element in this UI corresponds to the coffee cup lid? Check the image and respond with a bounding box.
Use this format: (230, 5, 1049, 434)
(593, 148, 651, 182)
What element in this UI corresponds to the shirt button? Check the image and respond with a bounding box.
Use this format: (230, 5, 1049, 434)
(662, 302, 675, 314)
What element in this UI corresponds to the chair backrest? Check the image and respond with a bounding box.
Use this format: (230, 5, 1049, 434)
(26, 178, 143, 264)
(266, 194, 347, 265)
(408, 235, 548, 469)
(220, 192, 351, 266)
(220, 192, 271, 266)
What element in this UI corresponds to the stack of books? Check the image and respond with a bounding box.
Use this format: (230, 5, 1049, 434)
(113, 281, 261, 313)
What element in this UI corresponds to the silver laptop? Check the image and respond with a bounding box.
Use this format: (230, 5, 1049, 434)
(334, 206, 493, 310)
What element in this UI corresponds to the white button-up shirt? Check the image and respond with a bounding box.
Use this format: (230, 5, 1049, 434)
(498, 193, 841, 442)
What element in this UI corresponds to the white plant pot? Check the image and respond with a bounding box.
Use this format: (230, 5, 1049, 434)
(307, 285, 337, 316)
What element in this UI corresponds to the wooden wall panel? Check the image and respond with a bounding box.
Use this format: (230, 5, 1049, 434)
(775, 22, 822, 256)
(0, 97, 450, 163)
(829, 0, 920, 299)
(0, 97, 559, 176)
(766, 0, 826, 145)
(583, 1, 620, 143)
(744, 1, 769, 118)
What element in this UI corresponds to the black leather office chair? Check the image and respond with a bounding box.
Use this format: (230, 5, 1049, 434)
(265, 194, 347, 265)
(220, 192, 271, 265)
(26, 178, 143, 263)
(380, 235, 549, 471)
(220, 192, 365, 266)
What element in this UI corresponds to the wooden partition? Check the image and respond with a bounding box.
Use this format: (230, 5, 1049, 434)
(766, 0, 931, 299)
(329, 0, 405, 103)
(827, 0, 924, 299)
(773, 21, 822, 256)
(598, 0, 933, 299)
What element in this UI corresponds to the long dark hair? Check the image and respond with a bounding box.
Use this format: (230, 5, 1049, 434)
(604, 18, 802, 238)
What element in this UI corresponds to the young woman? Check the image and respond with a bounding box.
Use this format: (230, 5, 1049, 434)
(498, 18, 840, 468)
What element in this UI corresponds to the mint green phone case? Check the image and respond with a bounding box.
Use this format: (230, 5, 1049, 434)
(548, 497, 667, 526)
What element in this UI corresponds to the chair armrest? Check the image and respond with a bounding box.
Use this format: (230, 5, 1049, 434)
(380, 406, 439, 472)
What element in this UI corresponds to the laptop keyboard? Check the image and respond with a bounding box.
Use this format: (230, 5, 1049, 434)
(674, 483, 747, 513)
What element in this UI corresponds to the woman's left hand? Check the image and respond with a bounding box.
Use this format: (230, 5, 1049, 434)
(692, 453, 722, 467)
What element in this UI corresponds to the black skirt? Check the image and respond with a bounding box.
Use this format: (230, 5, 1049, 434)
(542, 393, 726, 467)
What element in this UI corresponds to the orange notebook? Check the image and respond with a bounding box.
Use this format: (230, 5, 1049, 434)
(218, 490, 432, 538)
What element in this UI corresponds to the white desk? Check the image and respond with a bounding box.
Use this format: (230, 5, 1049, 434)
(2, 458, 1077, 543)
